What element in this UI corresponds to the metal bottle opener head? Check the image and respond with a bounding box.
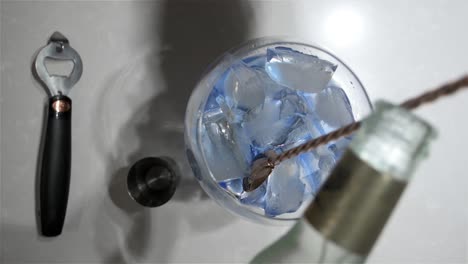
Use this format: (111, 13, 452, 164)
(34, 31, 83, 96)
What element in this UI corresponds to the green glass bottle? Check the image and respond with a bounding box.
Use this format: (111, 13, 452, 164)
(251, 101, 436, 263)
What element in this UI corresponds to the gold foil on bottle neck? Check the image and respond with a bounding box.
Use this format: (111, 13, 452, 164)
(305, 150, 406, 256)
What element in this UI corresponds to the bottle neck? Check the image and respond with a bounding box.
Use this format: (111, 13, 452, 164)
(350, 101, 435, 182)
(304, 150, 406, 257)
(303, 101, 435, 258)
(294, 219, 365, 263)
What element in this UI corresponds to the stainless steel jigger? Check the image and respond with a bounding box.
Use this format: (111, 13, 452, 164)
(34, 32, 82, 236)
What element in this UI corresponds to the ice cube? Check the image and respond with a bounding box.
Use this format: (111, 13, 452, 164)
(328, 136, 352, 159)
(233, 126, 256, 164)
(315, 86, 354, 128)
(224, 62, 266, 112)
(242, 55, 267, 69)
(302, 171, 322, 196)
(298, 152, 318, 174)
(300, 91, 317, 112)
(245, 91, 310, 151)
(259, 70, 285, 99)
(216, 95, 244, 124)
(243, 98, 282, 147)
(240, 181, 267, 208)
(282, 124, 313, 152)
(318, 153, 336, 177)
(265, 47, 337, 93)
(204, 87, 222, 111)
(280, 115, 319, 152)
(250, 120, 295, 151)
(297, 152, 320, 195)
(219, 178, 244, 197)
(280, 92, 307, 119)
(203, 107, 224, 124)
(204, 117, 252, 181)
(265, 159, 305, 216)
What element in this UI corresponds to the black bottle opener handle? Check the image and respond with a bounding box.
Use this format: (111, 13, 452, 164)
(40, 95, 72, 236)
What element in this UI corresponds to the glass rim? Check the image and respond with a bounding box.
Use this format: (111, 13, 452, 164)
(190, 37, 373, 222)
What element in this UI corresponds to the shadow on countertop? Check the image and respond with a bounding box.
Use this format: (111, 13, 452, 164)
(95, 1, 253, 263)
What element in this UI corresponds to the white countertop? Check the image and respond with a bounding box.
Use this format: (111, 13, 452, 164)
(1, 0, 467, 263)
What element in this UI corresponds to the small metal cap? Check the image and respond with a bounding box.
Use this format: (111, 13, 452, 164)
(127, 157, 179, 207)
